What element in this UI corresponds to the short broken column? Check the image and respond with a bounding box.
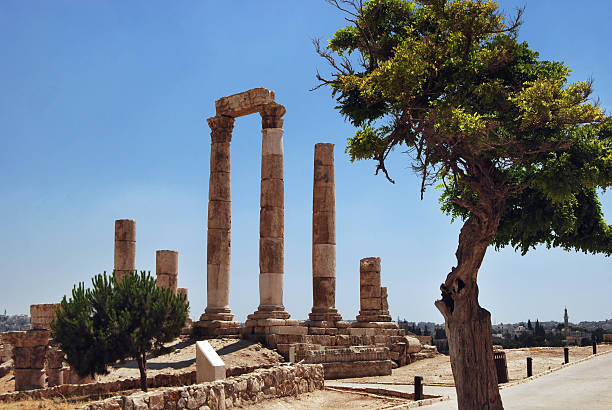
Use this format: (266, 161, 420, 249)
(355, 257, 392, 323)
(156, 250, 178, 294)
(114, 219, 136, 282)
(196, 341, 226, 383)
(46, 347, 64, 387)
(309, 143, 342, 325)
(3, 330, 49, 390)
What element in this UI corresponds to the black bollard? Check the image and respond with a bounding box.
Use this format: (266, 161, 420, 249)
(527, 357, 532, 377)
(414, 376, 423, 401)
(564, 347, 569, 364)
(593, 341, 597, 355)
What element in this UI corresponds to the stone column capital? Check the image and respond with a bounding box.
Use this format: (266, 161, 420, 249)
(207, 116, 235, 142)
(260, 103, 286, 129)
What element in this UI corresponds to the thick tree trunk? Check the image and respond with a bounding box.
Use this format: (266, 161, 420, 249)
(137, 353, 148, 392)
(435, 214, 504, 410)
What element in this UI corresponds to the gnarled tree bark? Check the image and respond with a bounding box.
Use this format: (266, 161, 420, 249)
(435, 207, 505, 409)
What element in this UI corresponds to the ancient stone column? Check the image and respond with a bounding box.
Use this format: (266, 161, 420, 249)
(198, 115, 239, 336)
(114, 219, 136, 282)
(309, 143, 342, 324)
(46, 347, 64, 387)
(250, 103, 290, 320)
(3, 330, 49, 390)
(156, 250, 178, 294)
(355, 257, 391, 323)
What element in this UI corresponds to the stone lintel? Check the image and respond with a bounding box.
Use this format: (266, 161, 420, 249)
(3, 330, 50, 348)
(215, 88, 276, 118)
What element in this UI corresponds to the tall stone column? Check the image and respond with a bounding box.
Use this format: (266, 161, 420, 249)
(197, 115, 240, 336)
(309, 143, 342, 325)
(156, 250, 178, 294)
(114, 219, 136, 282)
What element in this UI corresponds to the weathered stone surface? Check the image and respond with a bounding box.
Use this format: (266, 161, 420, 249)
(381, 286, 389, 313)
(261, 154, 283, 179)
(156, 274, 178, 291)
(312, 212, 335, 244)
(207, 200, 231, 229)
(196, 341, 226, 383)
(156, 250, 178, 276)
(206, 263, 230, 309)
(260, 179, 284, 208)
(206, 229, 231, 265)
(210, 142, 230, 173)
(14, 346, 47, 369)
(312, 277, 336, 308)
(360, 285, 381, 299)
(260, 207, 283, 238)
(361, 297, 382, 310)
(215, 88, 275, 118)
(208, 172, 231, 202)
(114, 219, 136, 241)
(13, 368, 45, 390)
(207, 116, 235, 142)
(260, 102, 286, 128)
(259, 273, 284, 306)
(3, 330, 49, 348)
(313, 165, 334, 184)
(30, 304, 60, 330)
(359, 271, 381, 288)
(114, 241, 136, 271)
(261, 128, 283, 155)
(312, 244, 335, 278)
(360, 257, 381, 273)
(314, 143, 334, 166)
(0, 359, 13, 379)
(259, 237, 283, 273)
(47, 368, 63, 387)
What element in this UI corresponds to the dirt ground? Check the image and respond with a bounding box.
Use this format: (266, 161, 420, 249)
(340, 344, 612, 386)
(240, 389, 406, 409)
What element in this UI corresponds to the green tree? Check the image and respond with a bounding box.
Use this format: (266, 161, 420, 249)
(317, 1, 612, 408)
(52, 271, 189, 391)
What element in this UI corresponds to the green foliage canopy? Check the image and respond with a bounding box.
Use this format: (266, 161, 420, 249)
(52, 271, 189, 390)
(318, 0, 612, 256)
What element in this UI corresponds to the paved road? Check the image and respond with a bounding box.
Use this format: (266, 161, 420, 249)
(425, 352, 612, 409)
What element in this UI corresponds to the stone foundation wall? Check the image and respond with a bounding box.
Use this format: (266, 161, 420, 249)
(0, 363, 277, 404)
(79, 363, 323, 410)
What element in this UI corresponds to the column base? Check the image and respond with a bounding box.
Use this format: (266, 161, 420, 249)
(194, 320, 241, 337)
(308, 307, 342, 324)
(355, 309, 392, 323)
(200, 307, 234, 322)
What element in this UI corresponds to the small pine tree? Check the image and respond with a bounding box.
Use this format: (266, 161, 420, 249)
(527, 320, 533, 330)
(52, 270, 189, 391)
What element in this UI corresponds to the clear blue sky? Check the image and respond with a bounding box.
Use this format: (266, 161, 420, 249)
(1, 1, 610, 324)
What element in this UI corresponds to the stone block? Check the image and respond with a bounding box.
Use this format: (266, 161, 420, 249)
(210, 141, 231, 173)
(260, 207, 283, 238)
(47, 368, 63, 387)
(196, 341, 226, 383)
(114, 219, 136, 241)
(156, 273, 178, 291)
(206, 228, 231, 265)
(312, 244, 335, 277)
(30, 304, 60, 330)
(114, 241, 136, 271)
(312, 212, 335, 244)
(259, 237, 283, 273)
(266, 326, 308, 335)
(360, 285, 381, 299)
(361, 297, 381, 310)
(313, 165, 334, 185)
(207, 200, 231, 229)
(359, 271, 381, 288)
(258, 273, 284, 306)
(215, 88, 275, 118)
(14, 368, 45, 390)
(260, 179, 284, 208)
(262, 128, 284, 155)
(14, 346, 47, 369)
(208, 172, 231, 202)
(3, 330, 49, 348)
(206, 263, 230, 307)
(314, 143, 334, 166)
(155, 250, 178, 275)
(313, 184, 334, 214)
(312, 277, 336, 308)
(348, 327, 378, 337)
(360, 257, 381, 273)
(261, 154, 283, 180)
